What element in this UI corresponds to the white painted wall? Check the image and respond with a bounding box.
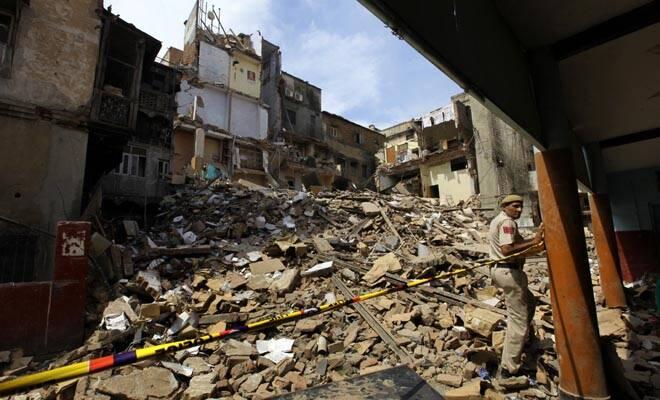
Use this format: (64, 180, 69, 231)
(230, 94, 267, 140)
(427, 163, 474, 204)
(176, 81, 267, 140)
(177, 81, 229, 129)
(199, 41, 230, 85)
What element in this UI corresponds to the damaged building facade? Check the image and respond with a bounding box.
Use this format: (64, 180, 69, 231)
(378, 93, 537, 223)
(260, 40, 336, 190)
(170, 2, 269, 186)
(99, 37, 181, 207)
(322, 111, 385, 188)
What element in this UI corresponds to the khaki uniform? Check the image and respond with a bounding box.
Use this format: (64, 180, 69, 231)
(489, 211, 535, 373)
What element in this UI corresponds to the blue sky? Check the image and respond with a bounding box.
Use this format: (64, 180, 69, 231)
(106, 0, 460, 128)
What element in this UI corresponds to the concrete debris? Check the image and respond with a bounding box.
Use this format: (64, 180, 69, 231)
(96, 367, 178, 400)
(9, 181, 658, 400)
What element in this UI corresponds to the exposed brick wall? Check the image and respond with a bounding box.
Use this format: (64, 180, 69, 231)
(322, 112, 384, 155)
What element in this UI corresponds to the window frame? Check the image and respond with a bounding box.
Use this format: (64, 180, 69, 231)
(0, 5, 17, 76)
(157, 159, 170, 181)
(246, 70, 256, 81)
(286, 109, 297, 126)
(114, 146, 147, 178)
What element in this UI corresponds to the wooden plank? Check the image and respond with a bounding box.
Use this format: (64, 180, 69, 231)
(379, 206, 402, 243)
(332, 276, 413, 364)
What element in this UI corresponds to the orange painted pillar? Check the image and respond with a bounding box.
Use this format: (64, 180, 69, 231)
(588, 193, 627, 308)
(535, 149, 609, 399)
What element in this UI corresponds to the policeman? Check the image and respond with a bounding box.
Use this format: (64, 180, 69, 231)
(489, 194, 544, 378)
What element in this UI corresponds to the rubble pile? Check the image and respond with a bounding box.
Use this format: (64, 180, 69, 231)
(1, 181, 658, 400)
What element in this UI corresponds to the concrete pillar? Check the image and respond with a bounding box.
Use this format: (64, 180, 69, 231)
(194, 128, 205, 158)
(535, 149, 609, 399)
(588, 193, 627, 308)
(192, 128, 206, 172)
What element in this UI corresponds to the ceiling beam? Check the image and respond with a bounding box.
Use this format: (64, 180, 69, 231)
(553, 1, 660, 60)
(599, 127, 660, 149)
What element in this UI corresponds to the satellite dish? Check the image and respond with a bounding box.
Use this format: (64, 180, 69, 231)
(207, 11, 215, 20)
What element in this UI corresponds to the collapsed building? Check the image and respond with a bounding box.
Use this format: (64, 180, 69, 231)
(377, 93, 538, 225)
(322, 111, 385, 189)
(260, 40, 334, 190)
(168, 1, 270, 186)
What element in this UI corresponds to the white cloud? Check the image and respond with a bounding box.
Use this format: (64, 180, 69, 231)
(285, 26, 385, 116)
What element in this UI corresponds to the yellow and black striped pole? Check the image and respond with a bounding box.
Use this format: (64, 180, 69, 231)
(0, 242, 543, 395)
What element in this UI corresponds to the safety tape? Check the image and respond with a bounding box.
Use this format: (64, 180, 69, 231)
(0, 242, 543, 394)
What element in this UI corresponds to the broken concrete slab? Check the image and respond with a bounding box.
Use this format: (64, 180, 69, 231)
(250, 259, 286, 275)
(96, 367, 178, 400)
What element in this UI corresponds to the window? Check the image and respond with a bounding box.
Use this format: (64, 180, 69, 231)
(285, 87, 294, 98)
(350, 161, 358, 175)
(450, 157, 468, 171)
(0, 0, 19, 76)
(310, 114, 316, 128)
(362, 164, 368, 178)
(294, 91, 303, 102)
(331, 126, 338, 137)
(336, 158, 346, 175)
(246, 70, 256, 81)
(406, 131, 415, 141)
(354, 132, 362, 144)
(398, 143, 408, 153)
(114, 146, 147, 177)
(286, 109, 296, 126)
(0, 13, 11, 65)
(157, 159, 170, 180)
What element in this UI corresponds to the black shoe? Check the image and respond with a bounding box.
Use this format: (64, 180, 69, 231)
(496, 368, 513, 380)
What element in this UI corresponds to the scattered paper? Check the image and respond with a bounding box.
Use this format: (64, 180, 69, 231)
(256, 338, 295, 363)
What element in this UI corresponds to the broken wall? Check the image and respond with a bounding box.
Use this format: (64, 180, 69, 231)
(260, 39, 282, 136)
(323, 112, 385, 156)
(419, 161, 475, 204)
(0, 117, 88, 231)
(0, 0, 100, 110)
(198, 41, 230, 85)
(421, 104, 454, 128)
(281, 73, 323, 140)
(177, 81, 267, 140)
(177, 81, 229, 128)
(453, 93, 536, 215)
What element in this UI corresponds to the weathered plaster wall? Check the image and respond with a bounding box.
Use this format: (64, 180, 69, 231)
(420, 162, 474, 204)
(260, 40, 282, 136)
(177, 81, 267, 140)
(281, 73, 322, 140)
(230, 94, 267, 140)
(454, 93, 535, 210)
(0, 0, 100, 110)
(0, 117, 87, 231)
(198, 41, 230, 85)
